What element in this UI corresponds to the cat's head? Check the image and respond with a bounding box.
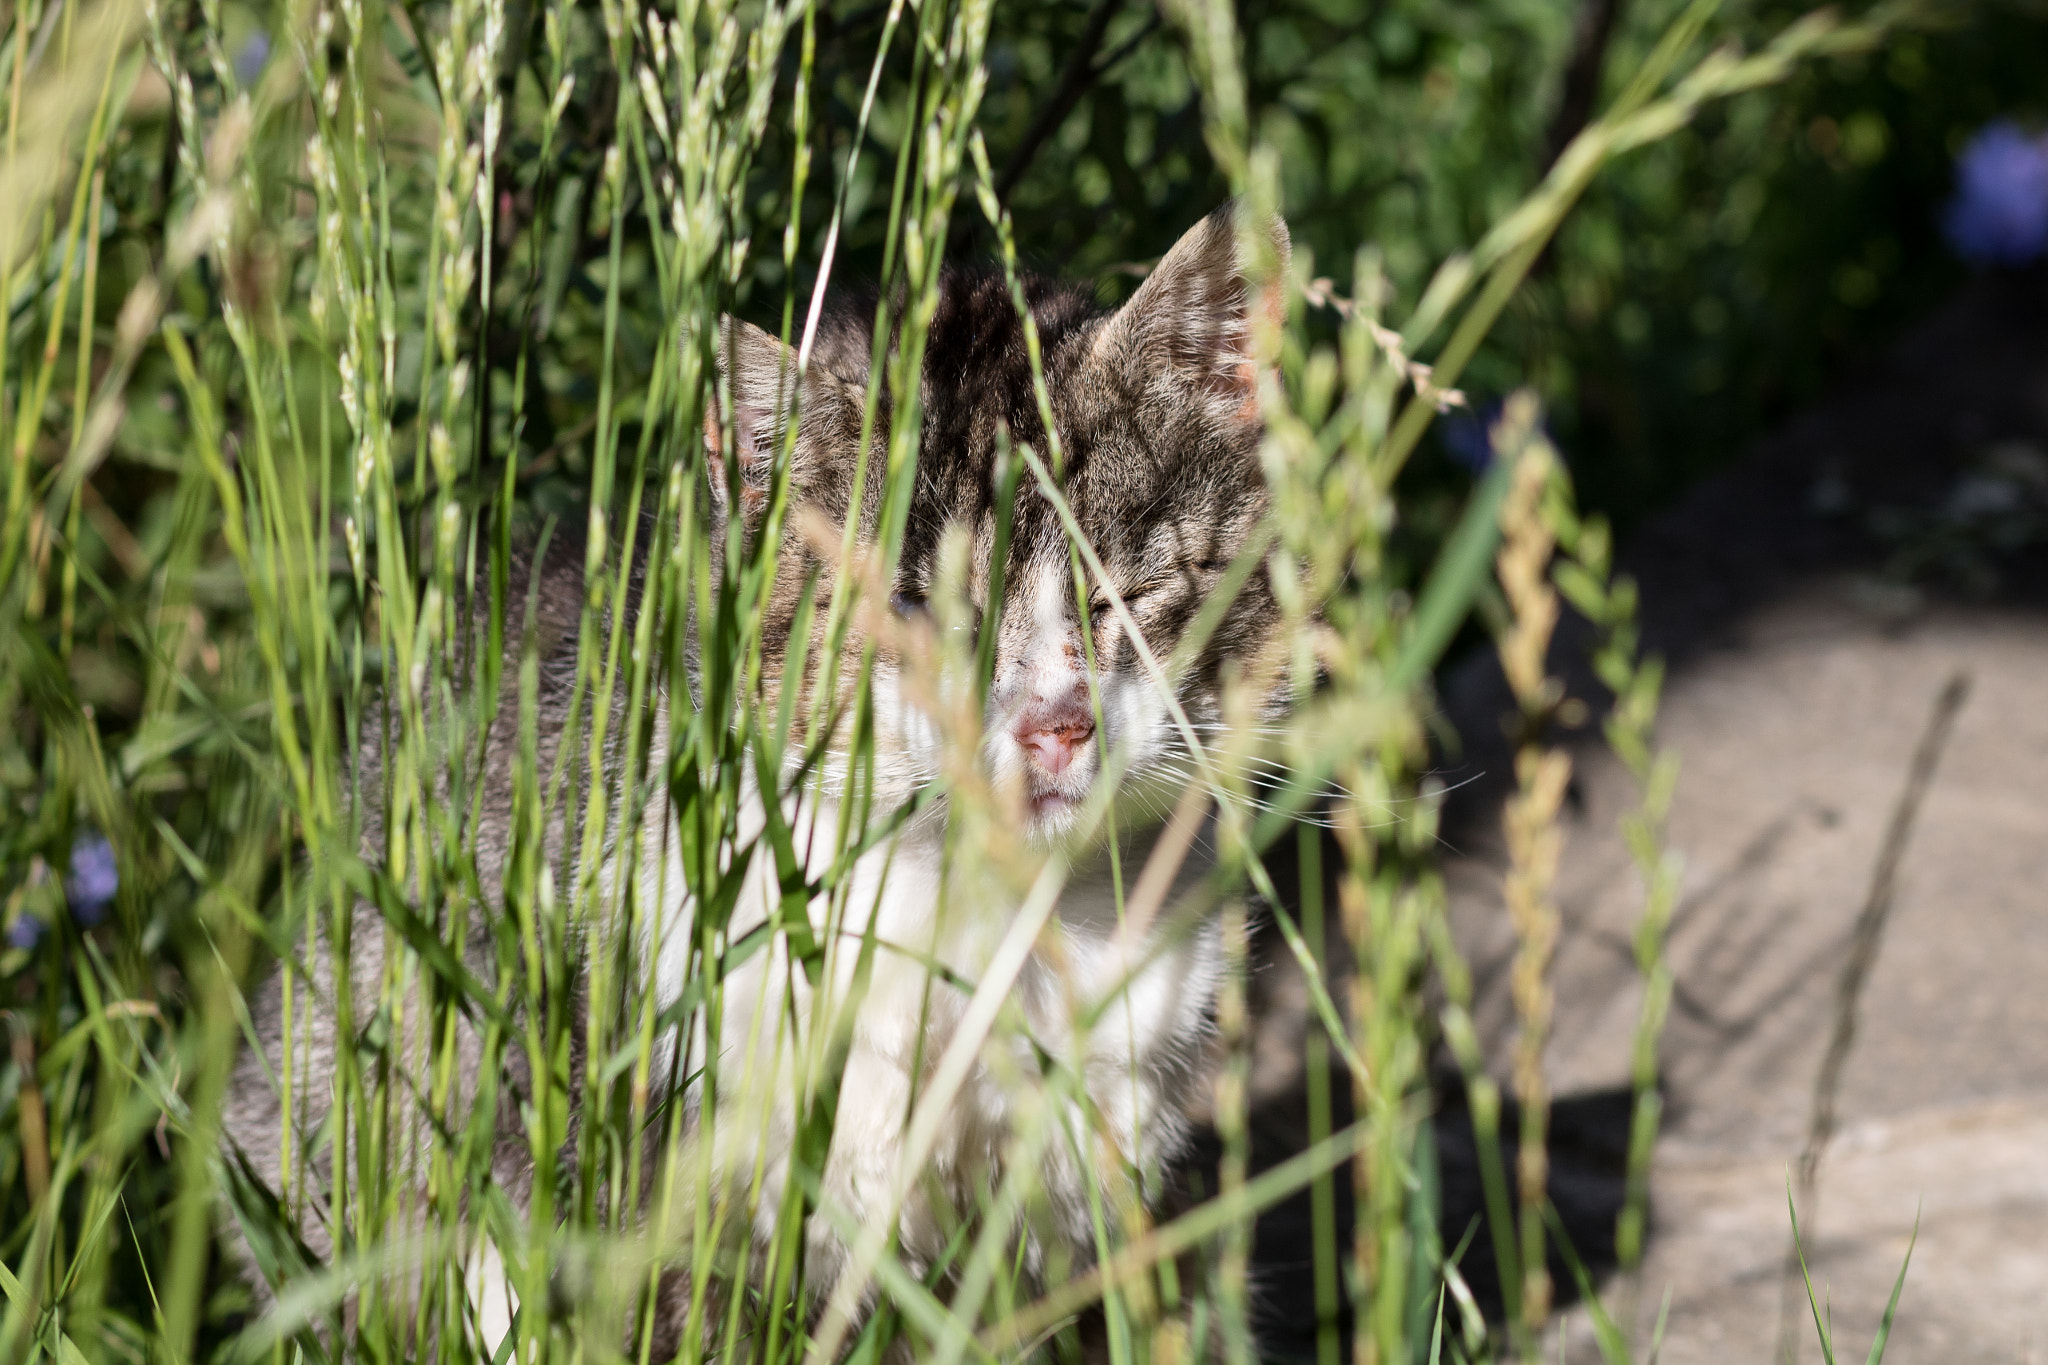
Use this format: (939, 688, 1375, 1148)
(713, 203, 1291, 840)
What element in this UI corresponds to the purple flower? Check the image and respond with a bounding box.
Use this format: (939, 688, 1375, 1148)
(67, 832, 118, 927)
(1942, 122, 2048, 267)
(7, 913, 43, 951)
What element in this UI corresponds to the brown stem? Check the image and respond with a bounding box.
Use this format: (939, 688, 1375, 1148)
(1527, 0, 1627, 283)
(993, 0, 1125, 209)
(1545, 0, 1628, 172)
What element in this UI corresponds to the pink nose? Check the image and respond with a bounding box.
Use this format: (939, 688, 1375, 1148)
(1013, 705, 1095, 776)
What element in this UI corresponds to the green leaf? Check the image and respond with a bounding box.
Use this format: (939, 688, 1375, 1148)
(1863, 1206, 1919, 1365)
(1391, 457, 1513, 692)
(1788, 1176, 1839, 1365)
(1544, 1201, 1632, 1365)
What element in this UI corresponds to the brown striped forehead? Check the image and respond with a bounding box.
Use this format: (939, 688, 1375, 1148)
(890, 270, 1267, 611)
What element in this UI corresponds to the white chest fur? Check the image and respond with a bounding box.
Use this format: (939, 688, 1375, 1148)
(632, 775, 1224, 1300)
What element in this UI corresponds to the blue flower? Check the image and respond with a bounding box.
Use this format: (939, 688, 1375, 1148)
(234, 31, 270, 86)
(1440, 399, 1505, 473)
(1942, 122, 2048, 267)
(1440, 397, 1555, 474)
(67, 832, 118, 927)
(7, 913, 43, 951)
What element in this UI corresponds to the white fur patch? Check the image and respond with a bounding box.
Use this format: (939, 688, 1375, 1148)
(466, 1241, 519, 1356)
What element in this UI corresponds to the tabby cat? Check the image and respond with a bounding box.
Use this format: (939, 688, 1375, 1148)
(222, 202, 1293, 1355)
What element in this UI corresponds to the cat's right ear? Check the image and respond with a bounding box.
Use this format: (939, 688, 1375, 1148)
(705, 316, 856, 518)
(1088, 201, 1291, 426)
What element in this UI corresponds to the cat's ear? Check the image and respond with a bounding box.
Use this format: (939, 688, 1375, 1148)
(1091, 201, 1290, 422)
(706, 316, 855, 518)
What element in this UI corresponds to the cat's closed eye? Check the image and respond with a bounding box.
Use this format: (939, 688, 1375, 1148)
(1089, 560, 1226, 614)
(1087, 583, 1149, 615)
(891, 589, 983, 637)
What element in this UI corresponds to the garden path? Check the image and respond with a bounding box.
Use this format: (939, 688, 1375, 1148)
(1434, 266, 2048, 1363)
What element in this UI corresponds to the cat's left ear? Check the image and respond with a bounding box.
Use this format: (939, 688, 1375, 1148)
(1091, 200, 1290, 422)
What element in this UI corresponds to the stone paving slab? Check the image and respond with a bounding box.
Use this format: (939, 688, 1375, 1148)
(1449, 588, 2048, 1137)
(1584, 1095, 2048, 1364)
(1442, 572, 2048, 1362)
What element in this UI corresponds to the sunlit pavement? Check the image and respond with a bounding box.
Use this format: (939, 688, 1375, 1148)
(1448, 592, 2048, 1362)
(1437, 274, 2048, 1362)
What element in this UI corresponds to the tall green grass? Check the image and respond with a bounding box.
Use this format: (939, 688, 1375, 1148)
(0, 0, 1942, 1361)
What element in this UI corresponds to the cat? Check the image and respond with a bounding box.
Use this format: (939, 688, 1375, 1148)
(220, 201, 1293, 1357)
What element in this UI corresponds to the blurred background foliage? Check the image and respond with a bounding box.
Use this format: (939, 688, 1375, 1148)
(55, 0, 2048, 678)
(187, 0, 2048, 600)
(959, 0, 2048, 537)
